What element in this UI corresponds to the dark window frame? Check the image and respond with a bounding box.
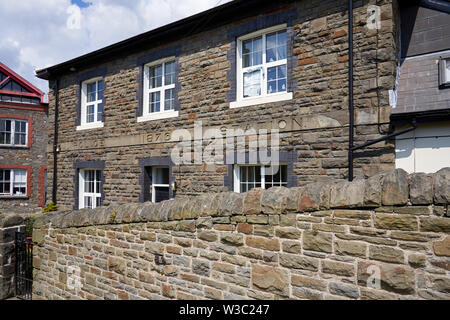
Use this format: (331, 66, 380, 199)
(138, 157, 175, 203)
(136, 45, 182, 118)
(73, 160, 105, 210)
(439, 55, 450, 88)
(75, 67, 107, 127)
(226, 7, 298, 103)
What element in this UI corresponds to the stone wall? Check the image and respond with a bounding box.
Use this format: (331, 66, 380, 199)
(46, 0, 399, 209)
(0, 214, 25, 299)
(32, 168, 450, 300)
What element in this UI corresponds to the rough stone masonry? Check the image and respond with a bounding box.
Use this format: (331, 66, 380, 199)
(45, 0, 399, 209)
(30, 168, 450, 300)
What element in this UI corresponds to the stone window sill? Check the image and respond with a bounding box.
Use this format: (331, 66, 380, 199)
(0, 145, 29, 149)
(229, 92, 293, 109)
(76, 122, 104, 131)
(137, 110, 179, 123)
(0, 196, 29, 200)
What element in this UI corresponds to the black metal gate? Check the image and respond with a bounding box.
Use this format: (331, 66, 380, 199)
(15, 232, 33, 300)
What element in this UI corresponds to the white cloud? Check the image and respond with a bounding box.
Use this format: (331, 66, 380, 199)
(0, 0, 231, 94)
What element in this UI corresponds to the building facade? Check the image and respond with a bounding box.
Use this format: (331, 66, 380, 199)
(36, 0, 449, 211)
(0, 62, 48, 213)
(393, 1, 450, 173)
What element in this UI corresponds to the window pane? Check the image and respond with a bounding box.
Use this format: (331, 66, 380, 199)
(154, 167, 169, 184)
(84, 196, 93, 209)
(97, 81, 103, 101)
(149, 65, 163, 89)
(278, 79, 287, 92)
(247, 166, 255, 182)
(13, 184, 26, 195)
(96, 197, 102, 208)
(164, 62, 175, 85)
(86, 105, 95, 123)
(266, 31, 287, 63)
(96, 170, 101, 194)
(97, 103, 103, 122)
(154, 186, 170, 203)
(14, 170, 26, 183)
(0, 169, 10, 195)
(243, 36, 262, 68)
(264, 165, 288, 189)
(15, 121, 26, 133)
(14, 133, 26, 145)
(12, 170, 26, 195)
(87, 82, 97, 102)
(267, 65, 287, 94)
(243, 69, 261, 98)
(0, 133, 11, 145)
(446, 59, 450, 82)
(150, 92, 160, 113)
(164, 88, 174, 111)
(0, 120, 12, 144)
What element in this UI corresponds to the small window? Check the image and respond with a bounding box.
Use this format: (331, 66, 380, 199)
(145, 61, 176, 115)
(0, 119, 27, 146)
(151, 166, 170, 203)
(439, 57, 450, 88)
(79, 78, 104, 129)
(233, 164, 288, 193)
(0, 169, 27, 196)
(79, 169, 102, 209)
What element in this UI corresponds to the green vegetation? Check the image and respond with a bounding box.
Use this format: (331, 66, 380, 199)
(42, 201, 58, 213)
(25, 217, 36, 237)
(110, 211, 118, 223)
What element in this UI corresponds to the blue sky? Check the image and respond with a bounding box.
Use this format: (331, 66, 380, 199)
(71, 0, 92, 9)
(0, 0, 231, 95)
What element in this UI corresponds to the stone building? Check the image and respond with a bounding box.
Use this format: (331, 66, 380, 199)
(0, 62, 48, 213)
(35, 0, 449, 211)
(393, 1, 450, 173)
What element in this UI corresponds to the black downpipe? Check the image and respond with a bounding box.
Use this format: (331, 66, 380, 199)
(348, 0, 354, 181)
(52, 79, 59, 204)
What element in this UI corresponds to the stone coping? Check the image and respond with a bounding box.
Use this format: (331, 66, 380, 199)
(34, 168, 450, 230)
(0, 213, 24, 228)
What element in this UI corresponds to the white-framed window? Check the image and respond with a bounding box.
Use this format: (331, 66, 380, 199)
(79, 169, 102, 209)
(151, 166, 170, 203)
(0, 119, 27, 146)
(77, 78, 104, 130)
(439, 57, 450, 87)
(230, 24, 293, 109)
(138, 58, 179, 122)
(0, 169, 27, 196)
(233, 164, 288, 193)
